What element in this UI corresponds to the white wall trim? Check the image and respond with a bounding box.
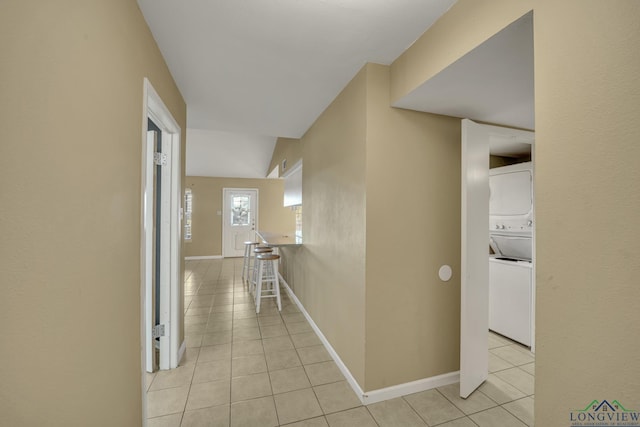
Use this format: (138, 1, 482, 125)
(185, 255, 223, 260)
(278, 273, 459, 405)
(177, 339, 187, 365)
(361, 371, 460, 405)
(140, 77, 182, 386)
(141, 77, 182, 422)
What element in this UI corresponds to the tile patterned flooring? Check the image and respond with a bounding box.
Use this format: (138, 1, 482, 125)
(146, 258, 535, 426)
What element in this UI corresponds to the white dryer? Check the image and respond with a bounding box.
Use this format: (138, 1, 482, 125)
(489, 161, 533, 346)
(489, 161, 533, 235)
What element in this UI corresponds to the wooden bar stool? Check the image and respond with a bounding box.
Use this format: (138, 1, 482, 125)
(242, 241, 260, 283)
(251, 246, 273, 294)
(254, 253, 281, 314)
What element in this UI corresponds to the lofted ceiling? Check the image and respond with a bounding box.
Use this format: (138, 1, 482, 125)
(137, 0, 457, 177)
(186, 129, 277, 179)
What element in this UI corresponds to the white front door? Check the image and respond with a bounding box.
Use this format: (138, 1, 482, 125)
(223, 188, 258, 257)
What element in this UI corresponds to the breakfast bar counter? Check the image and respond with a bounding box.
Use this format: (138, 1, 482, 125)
(256, 231, 302, 247)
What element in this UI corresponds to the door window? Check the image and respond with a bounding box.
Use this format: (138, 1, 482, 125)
(231, 195, 250, 226)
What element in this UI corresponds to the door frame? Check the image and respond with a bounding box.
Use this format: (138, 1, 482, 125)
(222, 188, 259, 257)
(460, 119, 535, 397)
(140, 78, 182, 413)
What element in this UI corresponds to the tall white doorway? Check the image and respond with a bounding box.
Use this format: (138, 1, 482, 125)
(140, 78, 183, 421)
(460, 119, 535, 398)
(222, 188, 258, 257)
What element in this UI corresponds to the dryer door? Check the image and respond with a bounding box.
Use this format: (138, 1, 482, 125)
(490, 234, 532, 261)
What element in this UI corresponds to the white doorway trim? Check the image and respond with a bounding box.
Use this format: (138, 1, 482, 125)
(140, 78, 182, 419)
(460, 119, 535, 398)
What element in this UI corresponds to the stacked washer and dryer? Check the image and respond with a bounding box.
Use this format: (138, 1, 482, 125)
(488, 161, 533, 347)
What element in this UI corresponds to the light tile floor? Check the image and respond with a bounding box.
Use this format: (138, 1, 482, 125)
(146, 258, 535, 426)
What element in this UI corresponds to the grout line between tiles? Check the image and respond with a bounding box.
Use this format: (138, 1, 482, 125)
(502, 397, 533, 427)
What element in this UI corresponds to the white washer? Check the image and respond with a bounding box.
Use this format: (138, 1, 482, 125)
(489, 257, 532, 346)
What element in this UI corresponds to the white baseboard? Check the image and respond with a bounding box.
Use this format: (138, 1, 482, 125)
(361, 371, 460, 405)
(177, 340, 187, 366)
(184, 255, 223, 260)
(278, 273, 366, 402)
(278, 273, 459, 405)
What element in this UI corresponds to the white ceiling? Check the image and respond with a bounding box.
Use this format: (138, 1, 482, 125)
(186, 129, 277, 178)
(394, 12, 535, 133)
(137, 0, 457, 177)
(139, 2, 535, 176)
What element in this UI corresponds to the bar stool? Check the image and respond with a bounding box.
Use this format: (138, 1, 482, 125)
(242, 241, 260, 283)
(251, 246, 273, 293)
(254, 253, 282, 314)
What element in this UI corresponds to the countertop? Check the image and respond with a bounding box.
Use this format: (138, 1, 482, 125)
(256, 231, 302, 246)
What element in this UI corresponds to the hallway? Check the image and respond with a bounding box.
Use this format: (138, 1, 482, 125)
(145, 258, 534, 426)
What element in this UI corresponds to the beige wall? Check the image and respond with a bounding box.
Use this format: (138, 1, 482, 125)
(268, 137, 303, 178)
(291, 66, 369, 386)
(0, 1, 186, 426)
(390, 0, 533, 103)
(185, 177, 296, 257)
(533, 1, 640, 424)
(388, 0, 640, 421)
(278, 63, 462, 392)
(364, 64, 461, 391)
